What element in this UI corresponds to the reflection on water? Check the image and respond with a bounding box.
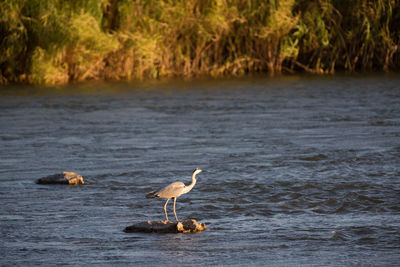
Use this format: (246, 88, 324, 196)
(1, 74, 400, 265)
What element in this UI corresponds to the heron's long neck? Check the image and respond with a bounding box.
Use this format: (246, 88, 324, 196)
(182, 173, 197, 194)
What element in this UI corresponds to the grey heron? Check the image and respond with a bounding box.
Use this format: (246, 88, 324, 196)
(146, 168, 202, 222)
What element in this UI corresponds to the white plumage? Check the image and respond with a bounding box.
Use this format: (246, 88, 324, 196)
(146, 168, 202, 222)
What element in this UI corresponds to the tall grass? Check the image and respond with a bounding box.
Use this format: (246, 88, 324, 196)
(1, 0, 399, 85)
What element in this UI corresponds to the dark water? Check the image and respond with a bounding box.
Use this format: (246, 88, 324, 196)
(1, 75, 399, 266)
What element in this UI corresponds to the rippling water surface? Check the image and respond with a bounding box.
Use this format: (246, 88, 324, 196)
(1, 75, 399, 266)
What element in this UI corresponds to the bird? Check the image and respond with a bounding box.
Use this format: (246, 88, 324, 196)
(146, 168, 202, 222)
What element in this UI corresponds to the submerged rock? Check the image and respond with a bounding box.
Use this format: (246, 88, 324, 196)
(124, 219, 207, 234)
(36, 171, 84, 185)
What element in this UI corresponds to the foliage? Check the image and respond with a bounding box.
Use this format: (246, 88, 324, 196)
(1, 0, 399, 84)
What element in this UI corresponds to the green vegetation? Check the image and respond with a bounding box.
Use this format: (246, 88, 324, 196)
(1, 0, 399, 85)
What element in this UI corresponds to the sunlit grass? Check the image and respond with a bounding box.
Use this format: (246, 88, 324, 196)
(1, 0, 399, 85)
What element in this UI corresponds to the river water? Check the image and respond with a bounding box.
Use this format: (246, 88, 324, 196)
(0, 75, 399, 266)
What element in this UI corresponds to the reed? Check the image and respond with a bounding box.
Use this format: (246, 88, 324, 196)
(1, 0, 399, 85)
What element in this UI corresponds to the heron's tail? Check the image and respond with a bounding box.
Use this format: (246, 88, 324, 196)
(146, 191, 158, 198)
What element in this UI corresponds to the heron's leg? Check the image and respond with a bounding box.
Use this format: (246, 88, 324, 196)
(173, 197, 179, 222)
(163, 199, 170, 222)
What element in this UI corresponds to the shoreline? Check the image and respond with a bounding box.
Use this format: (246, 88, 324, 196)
(1, 0, 399, 86)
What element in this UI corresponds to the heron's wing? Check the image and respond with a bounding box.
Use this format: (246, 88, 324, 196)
(155, 181, 185, 199)
(145, 190, 157, 198)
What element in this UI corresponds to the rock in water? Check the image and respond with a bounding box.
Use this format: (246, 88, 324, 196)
(124, 219, 207, 234)
(177, 219, 207, 233)
(36, 171, 84, 185)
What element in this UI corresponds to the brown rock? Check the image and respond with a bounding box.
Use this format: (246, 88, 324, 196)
(36, 172, 84, 185)
(177, 219, 207, 233)
(124, 219, 207, 234)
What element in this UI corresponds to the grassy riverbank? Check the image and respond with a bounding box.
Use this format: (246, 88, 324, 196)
(1, 0, 399, 85)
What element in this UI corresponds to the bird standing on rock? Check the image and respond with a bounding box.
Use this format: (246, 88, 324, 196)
(146, 168, 202, 222)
